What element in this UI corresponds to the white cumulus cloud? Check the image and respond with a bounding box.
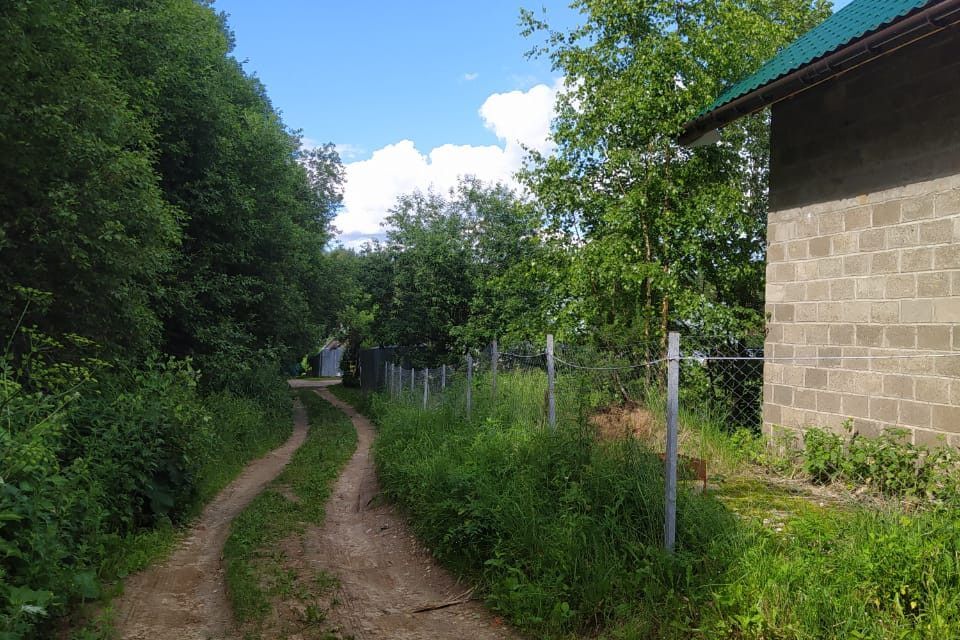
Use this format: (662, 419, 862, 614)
(334, 79, 564, 246)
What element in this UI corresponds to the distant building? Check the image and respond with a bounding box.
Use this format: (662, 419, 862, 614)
(308, 340, 344, 377)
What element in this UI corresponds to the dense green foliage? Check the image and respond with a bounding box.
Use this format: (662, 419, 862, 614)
(223, 389, 356, 630)
(371, 373, 960, 639)
(0, 1, 345, 636)
(1, 340, 292, 637)
(518, 0, 831, 346)
(343, 178, 550, 358)
(1, 0, 344, 366)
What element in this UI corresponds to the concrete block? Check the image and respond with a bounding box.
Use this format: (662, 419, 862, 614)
(856, 324, 884, 347)
(767, 243, 786, 262)
(829, 324, 855, 345)
(786, 239, 809, 259)
(795, 303, 819, 322)
(830, 279, 855, 300)
(901, 247, 934, 272)
(935, 189, 960, 217)
(843, 254, 870, 275)
(916, 377, 951, 404)
(873, 201, 901, 226)
(807, 280, 830, 301)
(884, 325, 917, 348)
(858, 228, 886, 251)
(809, 236, 831, 257)
(919, 218, 953, 244)
(917, 325, 952, 350)
(869, 396, 899, 423)
(871, 250, 899, 274)
(856, 276, 886, 299)
(917, 272, 949, 297)
(870, 301, 900, 323)
(844, 206, 872, 230)
(902, 195, 935, 221)
(934, 244, 960, 269)
(804, 367, 829, 389)
(885, 274, 917, 298)
(887, 224, 919, 248)
(883, 374, 915, 399)
(842, 394, 870, 418)
(931, 403, 960, 431)
(818, 257, 843, 278)
(900, 401, 932, 428)
(900, 299, 933, 323)
(819, 212, 844, 235)
(933, 298, 960, 322)
(818, 391, 842, 413)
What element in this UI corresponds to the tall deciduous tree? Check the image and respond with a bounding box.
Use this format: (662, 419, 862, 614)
(520, 0, 831, 348)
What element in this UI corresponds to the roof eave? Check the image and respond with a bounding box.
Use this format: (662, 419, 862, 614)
(679, 0, 960, 146)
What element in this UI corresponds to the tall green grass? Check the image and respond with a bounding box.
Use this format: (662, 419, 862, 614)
(370, 369, 960, 639)
(373, 370, 740, 635)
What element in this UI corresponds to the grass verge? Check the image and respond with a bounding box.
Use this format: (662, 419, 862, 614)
(371, 369, 960, 639)
(222, 389, 356, 637)
(327, 384, 371, 416)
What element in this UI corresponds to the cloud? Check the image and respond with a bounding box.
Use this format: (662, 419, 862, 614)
(334, 143, 365, 161)
(335, 79, 563, 244)
(463, 72, 479, 81)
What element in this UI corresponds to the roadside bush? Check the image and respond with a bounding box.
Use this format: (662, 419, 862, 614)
(0, 344, 291, 638)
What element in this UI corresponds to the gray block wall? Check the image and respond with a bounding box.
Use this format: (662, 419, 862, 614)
(763, 27, 960, 446)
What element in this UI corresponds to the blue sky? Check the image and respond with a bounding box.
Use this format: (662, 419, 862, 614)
(215, 1, 580, 161)
(214, 0, 851, 244)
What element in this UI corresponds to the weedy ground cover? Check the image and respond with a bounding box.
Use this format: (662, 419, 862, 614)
(368, 370, 960, 639)
(223, 389, 356, 638)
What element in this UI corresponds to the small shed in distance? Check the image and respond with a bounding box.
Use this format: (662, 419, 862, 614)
(308, 340, 344, 378)
(683, 0, 960, 445)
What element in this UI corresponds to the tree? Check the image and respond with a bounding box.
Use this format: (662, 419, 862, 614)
(520, 0, 831, 349)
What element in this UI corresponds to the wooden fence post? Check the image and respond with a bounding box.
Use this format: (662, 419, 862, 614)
(664, 331, 680, 553)
(546, 334, 556, 430)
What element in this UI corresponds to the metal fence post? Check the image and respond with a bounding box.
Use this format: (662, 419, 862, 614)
(441, 364, 446, 390)
(384, 361, 389, 392)
(466, 354, 473, 421)
(410, 367, 415, 393)
(423, 367, 429, 409)
(664, 331, 680, 553)
(546, 334, 556, 430)
(491, 338, 498, 402)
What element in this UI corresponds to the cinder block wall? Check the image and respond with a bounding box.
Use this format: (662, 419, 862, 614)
(763, 27, 960, 446)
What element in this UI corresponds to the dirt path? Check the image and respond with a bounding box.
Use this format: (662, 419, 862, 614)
(309, 387, 519, 640)
(112, 381, 330, 640)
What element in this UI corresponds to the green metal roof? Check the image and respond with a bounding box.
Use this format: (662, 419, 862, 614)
(701, 0, 933, 116)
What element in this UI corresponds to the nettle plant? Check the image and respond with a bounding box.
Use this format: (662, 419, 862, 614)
(802, 421, 960, 501)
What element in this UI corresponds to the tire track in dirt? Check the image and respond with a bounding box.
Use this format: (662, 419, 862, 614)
(308, 387, 519, 640)
(111, 380, 331, 640)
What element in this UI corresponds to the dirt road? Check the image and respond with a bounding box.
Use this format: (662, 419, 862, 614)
(308, 386, 518, 640)
(112, 380, 516, 639)
(111, 383, 321, 640)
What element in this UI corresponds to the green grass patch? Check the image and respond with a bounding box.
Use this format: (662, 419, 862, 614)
(327, 383, 372, 416)
(371, 369, 960, 639)
(223, 389, 356, 632)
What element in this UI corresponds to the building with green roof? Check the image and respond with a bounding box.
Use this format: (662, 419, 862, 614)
(683, 0, 960, 446)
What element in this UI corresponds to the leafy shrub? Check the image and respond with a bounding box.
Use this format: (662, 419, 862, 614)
(801, 425, 960, 500)
(0, 339, 291, 638)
